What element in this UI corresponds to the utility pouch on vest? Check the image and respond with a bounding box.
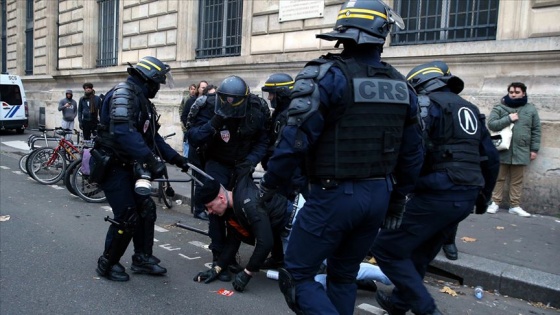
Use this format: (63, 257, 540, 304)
(89, 148, 112, 184)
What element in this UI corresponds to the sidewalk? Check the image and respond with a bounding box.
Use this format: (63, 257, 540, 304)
(165, 165, 560, 308)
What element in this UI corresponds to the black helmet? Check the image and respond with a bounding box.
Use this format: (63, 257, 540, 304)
(261, 73, 294, 109)
(316, 0, 405, 45)
(406, 61, 464, 95)
(215, 75, 250, 118)
(127, 56, 170, 85)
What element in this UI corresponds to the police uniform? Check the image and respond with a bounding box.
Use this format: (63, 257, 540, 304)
(186, 76, 270, 263)
(260, 2, 424, 312)
(93, 57, 187, 281)
(371, 62, 500, 314)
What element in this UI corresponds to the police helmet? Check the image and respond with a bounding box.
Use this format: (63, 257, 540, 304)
(127, 56, 171, 85)
(316, 0, 405, 45)
(215, 75, 250, 118)
(406, 61, 464, 94)
(261, 73, 294, 109)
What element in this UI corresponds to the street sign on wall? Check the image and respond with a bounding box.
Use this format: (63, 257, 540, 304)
(279, 0, 324, 22)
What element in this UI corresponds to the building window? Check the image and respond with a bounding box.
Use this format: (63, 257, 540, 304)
(391, 0, 499, 46)
(97, 0, 119, 67)
(1, 0, 6, 73)
(25, 0, 33, 75)
(196, 0, 243, 59)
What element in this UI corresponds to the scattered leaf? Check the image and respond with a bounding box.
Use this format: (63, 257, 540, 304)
(440, 286, 458, 297)
(460, 236, 477, 242)
(0, 215, 10, 222)
(496, 226, 505, 230)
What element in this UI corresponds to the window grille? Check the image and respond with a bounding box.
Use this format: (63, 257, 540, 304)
(196, 0, 243, 59)
(97, 0, 119, 67)
(25, 0, 33, 74)
(1, 0, 6, 73)
(391, 0, 499, 46)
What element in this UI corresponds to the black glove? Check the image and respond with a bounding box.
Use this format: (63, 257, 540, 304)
(144, 154, 166, 179)
(193, 266, 221, 284)
(258, 177, 276, 206)
(475, 192, 489, 214)
(232, 270, 252, 292)
(210, 115, 225, 130)
(170, 154, 189, 173)
(79, 124, 83, 130)
(235, 159, 255, 177)
(383, 196, 406, 230)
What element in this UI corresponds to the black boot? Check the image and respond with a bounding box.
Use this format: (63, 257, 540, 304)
(356, 279, 378, 292)
(442, 244, 458, 260)
(96, 256, 129, 281)
(375, 291, 407, 315)
(131, 253, 167, 275)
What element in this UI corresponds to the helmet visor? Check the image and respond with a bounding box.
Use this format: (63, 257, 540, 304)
(215, 93, 248, 118)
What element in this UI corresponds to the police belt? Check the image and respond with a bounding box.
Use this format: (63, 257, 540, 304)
(311, 177, 386, 189)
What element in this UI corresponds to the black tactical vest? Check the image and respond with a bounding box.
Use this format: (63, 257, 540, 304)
(311, 57, 410, 179)
(422, 91, 484, 186)
(205, 94, 269, 166)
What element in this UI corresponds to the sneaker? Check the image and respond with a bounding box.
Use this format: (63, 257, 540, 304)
(486, 202, 499, 214)
(508, 206, 531, 217)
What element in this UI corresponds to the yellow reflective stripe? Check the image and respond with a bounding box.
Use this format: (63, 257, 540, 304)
(407, 67, 444, 80)
(338, 8, 387, 20)
(139, 58, 161, 71)
(264, 81, 295, 87)
(137, 63, 151, 71)
(338, 13, 374, 20)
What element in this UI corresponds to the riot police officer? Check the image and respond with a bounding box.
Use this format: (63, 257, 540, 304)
(258, 1, 424, 314)
(186, 75, 270, 280)
(371, 61, 500, 314)
(92, 56, 189, 281)
(260, 73, 307, 269)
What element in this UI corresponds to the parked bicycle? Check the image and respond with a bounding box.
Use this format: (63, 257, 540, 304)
(18, 127, 59, 174)
(27, 128, 81, 185)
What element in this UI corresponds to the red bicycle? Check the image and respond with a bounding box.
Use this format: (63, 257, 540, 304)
(28, 128, 81, 185)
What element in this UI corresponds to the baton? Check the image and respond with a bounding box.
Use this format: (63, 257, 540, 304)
(187, 163, 214, 181)
(175, 222, 209, 236)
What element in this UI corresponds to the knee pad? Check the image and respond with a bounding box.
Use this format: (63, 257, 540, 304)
(278, 268, 305, 315)
(139, 198, 157, 221)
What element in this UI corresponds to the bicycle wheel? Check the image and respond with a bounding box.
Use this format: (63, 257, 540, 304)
(19, 153, 30, 174)
(64, 158, 81, 196)
(71, 161, 106, 203)
(25, 148, 43, 176)
(29, 148, 66, 185)
(158, 179, 174, 209)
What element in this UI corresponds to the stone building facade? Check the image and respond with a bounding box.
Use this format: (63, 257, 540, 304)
(1, 0, 559, 215)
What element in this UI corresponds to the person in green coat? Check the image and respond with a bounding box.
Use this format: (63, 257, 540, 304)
(487, 82, 541, 217)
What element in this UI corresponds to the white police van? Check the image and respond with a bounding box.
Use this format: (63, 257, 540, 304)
(0, 74, 28, 134)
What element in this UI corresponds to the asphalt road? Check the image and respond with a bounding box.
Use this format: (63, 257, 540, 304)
(1, 130, 557, 315)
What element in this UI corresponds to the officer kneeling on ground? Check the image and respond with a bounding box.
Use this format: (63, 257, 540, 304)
(371, 61, 500, 315)
(91, 56, 189, 282)
(193, 168, 289, 292)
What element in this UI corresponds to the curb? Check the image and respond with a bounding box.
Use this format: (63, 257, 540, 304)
(430, 253, 560, 308)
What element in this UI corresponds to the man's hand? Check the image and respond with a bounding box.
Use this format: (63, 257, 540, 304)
(382, 196, 406, 230)
(171, 155, 189, 173)
(232, 270, 252, 292)
(193, 266, 221, 284)
(257, 177, 276, 205)
(474, 192, 489, 214)
(210, 115, 225, 130)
